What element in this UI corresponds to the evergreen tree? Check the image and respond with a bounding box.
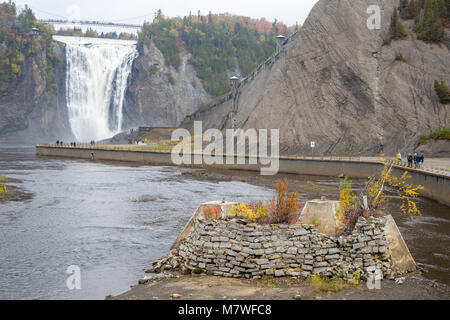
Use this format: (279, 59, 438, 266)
(407, 0, 418, 19)
(390, 8, 408, 39)
(400, 0, 409, 18)
(414, 0, 445, 42)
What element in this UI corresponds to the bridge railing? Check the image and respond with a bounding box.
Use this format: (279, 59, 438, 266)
(38, 19, 142, 29)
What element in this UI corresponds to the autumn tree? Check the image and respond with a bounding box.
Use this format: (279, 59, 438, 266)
(337, 159, 424, 234)
(85, 28, 99, 38)
(138, 11, 293, 97)
(0, 2, 56, 92)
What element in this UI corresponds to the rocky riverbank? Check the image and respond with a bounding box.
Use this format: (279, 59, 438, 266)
(110, 197, 449, 300)
(110, 271, 450, 300)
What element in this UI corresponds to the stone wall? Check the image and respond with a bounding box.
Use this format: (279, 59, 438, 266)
(150, 215, 394, 281)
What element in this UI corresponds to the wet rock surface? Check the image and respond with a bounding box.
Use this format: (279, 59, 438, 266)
(184, 0, 450, 155)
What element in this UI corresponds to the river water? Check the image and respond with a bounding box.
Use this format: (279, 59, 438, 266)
(0, 146, 448, 299)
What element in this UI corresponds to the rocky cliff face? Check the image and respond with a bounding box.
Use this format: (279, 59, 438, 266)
(183, 0, 450, 155)
(0, 41, 72, 143)
(122, 42, 211, 129)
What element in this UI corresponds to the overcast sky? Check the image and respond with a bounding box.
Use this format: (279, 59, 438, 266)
(12, 0, 319, 26)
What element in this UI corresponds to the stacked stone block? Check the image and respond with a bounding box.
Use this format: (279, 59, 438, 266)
(150, 216, 393, 280)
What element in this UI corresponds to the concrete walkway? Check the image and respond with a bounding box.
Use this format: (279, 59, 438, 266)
(362, 157, 450, 172)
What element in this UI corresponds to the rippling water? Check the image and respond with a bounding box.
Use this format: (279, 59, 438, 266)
(0, 146, 448, 300)
(0, 146, 273, 299)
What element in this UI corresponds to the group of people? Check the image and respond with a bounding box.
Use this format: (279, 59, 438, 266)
(56, 140, 77, 147)
(400, 152, 425, 169)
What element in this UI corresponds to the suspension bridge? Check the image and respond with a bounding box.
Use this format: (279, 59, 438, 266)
(38, 19, 142, 30)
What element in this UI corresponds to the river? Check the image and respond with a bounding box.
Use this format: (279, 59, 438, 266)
(0, 145, 448, 299)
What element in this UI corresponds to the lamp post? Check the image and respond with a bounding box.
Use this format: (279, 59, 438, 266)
(276, 35, 287, 53)
(30, 27, 40, 38)
(229, 76, 240, 129)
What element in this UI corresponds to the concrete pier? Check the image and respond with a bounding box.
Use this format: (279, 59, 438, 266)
(35, 145, 450, 206)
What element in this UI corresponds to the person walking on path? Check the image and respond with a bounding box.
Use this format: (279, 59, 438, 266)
(414, 153, 420, 169)
(397, 151, 402, 164)
(420, 154, 424, 169)
(407, 153, 413, 168)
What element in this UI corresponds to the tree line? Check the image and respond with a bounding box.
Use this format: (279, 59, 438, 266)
(0, 2, 57, 92)
(55, 27, 136, 40)
(397, 0, 449, 42)
(138, 10, 297, 97)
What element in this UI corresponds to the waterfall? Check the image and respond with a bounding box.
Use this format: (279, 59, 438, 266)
(54, 36, 138, 141)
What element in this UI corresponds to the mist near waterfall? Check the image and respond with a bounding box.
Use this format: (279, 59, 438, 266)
(53, 36, 138, 142)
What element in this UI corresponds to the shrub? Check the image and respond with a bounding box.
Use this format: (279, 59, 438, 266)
(420, 128, 450, 144)
(434, 80, 450, 104)
(310, 275, 348, 293)
(419, 134, 429, 145)
(231, 201, 268, 223)
(231, 179, 301, 224)
(366, 162, 423, 218)
(395, 53, 407, 62)
(429, 127, 450, 140)
(336, 178, 359, 230)
(202, 205, 222, 219)
(337, 161, 424, 234)
(268, 179, 301, 224)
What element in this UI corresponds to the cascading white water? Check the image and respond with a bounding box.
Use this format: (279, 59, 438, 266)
(53, 36, 138, 141)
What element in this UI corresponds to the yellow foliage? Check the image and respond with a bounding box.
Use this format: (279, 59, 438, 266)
(169, 29, 179, 38)
(10, 63, 20, 76)
(336, 178, 357, 223)
(366, 161, 424, 219)
(231, 203, 268, 222)
(0, 184, 7, 194)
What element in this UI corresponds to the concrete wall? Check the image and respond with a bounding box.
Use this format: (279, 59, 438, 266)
(35, 146, 450, 205)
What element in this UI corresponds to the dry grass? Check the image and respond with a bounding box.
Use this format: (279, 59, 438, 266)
(267, 179, 301, 224)
(310, 275, 348, 293)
